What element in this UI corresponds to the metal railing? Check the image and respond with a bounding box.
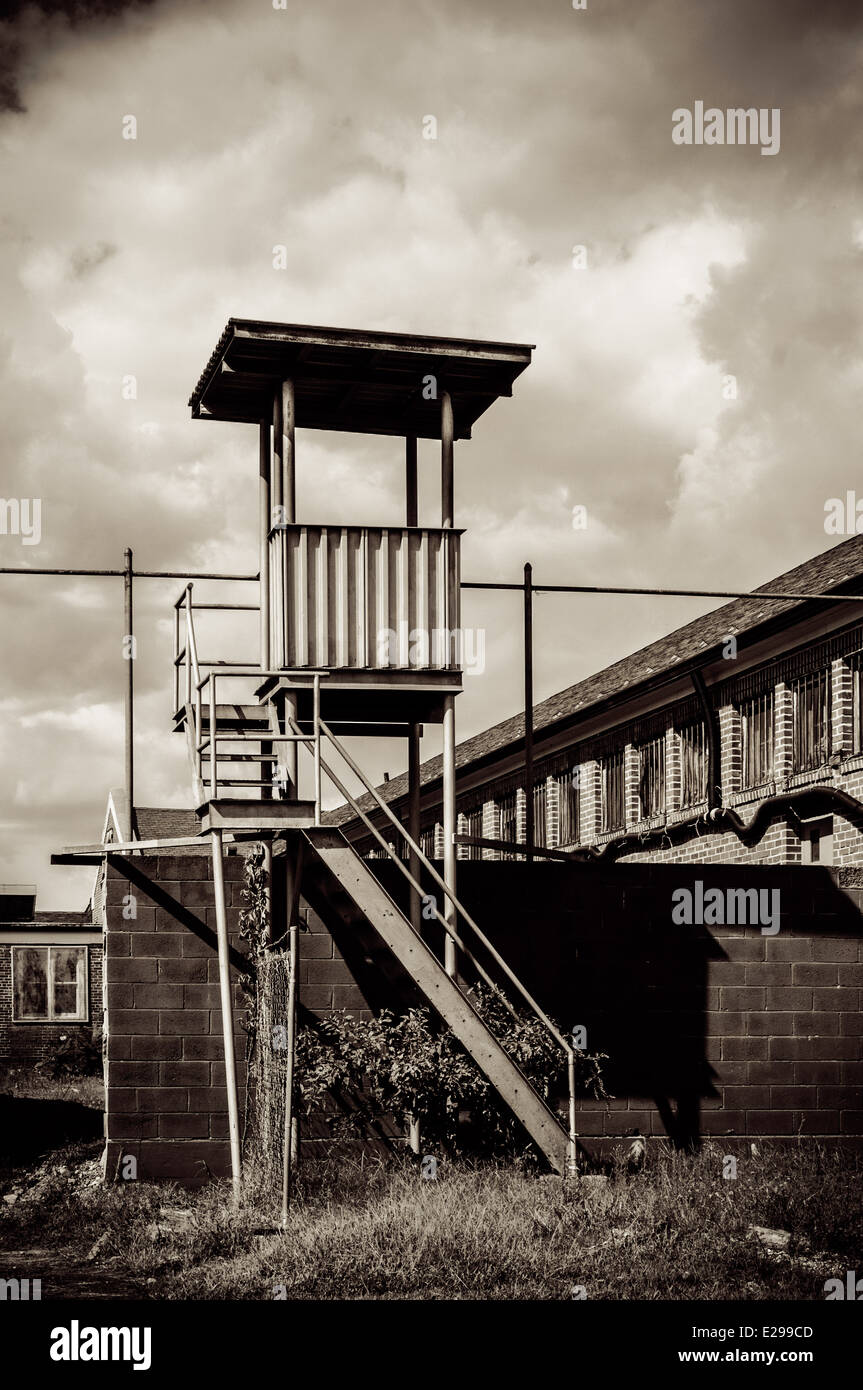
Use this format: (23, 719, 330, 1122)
(294, 712, 579, 1176)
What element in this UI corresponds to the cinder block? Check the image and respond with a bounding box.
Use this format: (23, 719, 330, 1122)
(793, 1011, 839, 1036)
(158, 1114, 210, 1140)
(812, 989, 859, 1011)
(160, 958, 208, 983)
(792, 963, 839, 986)
(107, 1061, 159, 1087)
(133, 934, 182, 958)
(182, 1036, 225, 1061)
(160, 1009, 208, 1035)
(130, 1036, 182, 1061)
(748, 1012, 793, 1036)
(111, 1009, 159, 1036)
(720, 987, 765, 1010)
(811, 939, 859, 962)
(137, 1087, 189, 1113)
(133, 984, 184, 1010)
(106, 957, 158, 983)
(159, 1062, 211, 1087)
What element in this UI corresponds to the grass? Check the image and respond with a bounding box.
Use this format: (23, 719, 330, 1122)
(2, 1138, 861, 1300)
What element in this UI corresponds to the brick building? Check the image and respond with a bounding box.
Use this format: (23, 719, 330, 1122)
(0, 886, 102, 1066)
(343, 532, 863, 871)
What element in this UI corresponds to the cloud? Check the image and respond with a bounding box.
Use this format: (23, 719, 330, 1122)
(0, 0, 861, 904)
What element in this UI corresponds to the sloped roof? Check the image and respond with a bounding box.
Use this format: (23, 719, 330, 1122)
(328, 533, 863, 826)
(189, 319, 533, 438)
(132, 807, 200, 841)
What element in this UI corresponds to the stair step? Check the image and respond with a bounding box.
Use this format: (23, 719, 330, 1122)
(199, 798, 318, 832)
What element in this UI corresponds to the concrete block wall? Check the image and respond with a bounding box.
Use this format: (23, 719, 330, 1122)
(103, 855, 251, 1184)
(103, 854, 862, 1183)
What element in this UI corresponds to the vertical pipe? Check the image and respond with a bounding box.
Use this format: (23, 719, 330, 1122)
(184, 584, 193, 707)
(440, 391, 454, 528)
(211, 827, 242, 1207)
(408, 723, 422, 935)
(442, 694, 457, 978)
(209, 674, 217, 798)
(567, 1053, 578, 1178)
(524, 562, 534, 864)
(281, 379, 296, 525)
(281, 916, 299, 1224)
(123, 548, 134, 840)
(272, 388, 283, 515)
(406, 434, 422, 934)
(313, 674, 322, 823)
(172, 600, 179, 715)
(259, 420, 271, 671)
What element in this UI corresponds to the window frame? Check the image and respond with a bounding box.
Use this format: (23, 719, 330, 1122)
(11, 944, 89, 1024)
(601, 747, 626, 833)
(739, 689, 775, 789)
(678, 719, 708, 807)
(637, 733, 666, 820)
(790, 669, 831, 774)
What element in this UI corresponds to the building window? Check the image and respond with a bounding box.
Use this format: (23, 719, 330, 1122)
(601, 748, 625, 832)
(851, 653, 863, 753)
(800, 815, 834, 865)
(531, 779, 547, 849)
(679, 721, 708, 806)
(12, 945, 88, 1023)
(740, 690, 774, 788)
(555, 766, 579, 847)
(459, 802, 484, 860)
(791, 670, 831, 773)
(497, 788, 518, 859)
(638, 734, 665, 819)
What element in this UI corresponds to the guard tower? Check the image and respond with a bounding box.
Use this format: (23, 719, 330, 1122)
(183, 320, 532, 938)
(166, 321, 575, 1191)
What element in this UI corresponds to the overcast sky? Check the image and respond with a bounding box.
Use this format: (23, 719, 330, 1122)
(1, 0, 861, 908)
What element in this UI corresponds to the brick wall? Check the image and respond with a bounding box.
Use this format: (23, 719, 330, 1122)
(0, 942, 103, 1064)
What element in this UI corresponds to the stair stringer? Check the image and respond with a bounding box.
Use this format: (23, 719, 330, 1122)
(301, 827, 569, 1173)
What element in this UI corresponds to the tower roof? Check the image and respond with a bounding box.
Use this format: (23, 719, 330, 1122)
(189, 319, 534, 439)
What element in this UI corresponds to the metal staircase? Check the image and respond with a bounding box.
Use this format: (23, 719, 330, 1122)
(172, 580, 578, 1176)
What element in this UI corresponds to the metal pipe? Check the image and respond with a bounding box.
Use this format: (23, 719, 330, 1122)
(313, 674, 322, 823)
(123, 548, 134, 840)
(281, 913, 299, 1223)
(567, 1053, 578, 1178)
(211, 827, 242, 1207)
(282, 379, 296, 523)
(259, 420, 271, 671)
(460, 581, 863, 603)
(408, 722, 422, 935)
(441, 390, 454, 527)
(692, 668, 721, 810)
(524, 562, 534, 864)
(209, 673, 217, 797)
(442, 694, 457, 977)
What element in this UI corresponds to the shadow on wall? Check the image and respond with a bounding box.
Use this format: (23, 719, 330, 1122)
(369, 860, 863, 1151)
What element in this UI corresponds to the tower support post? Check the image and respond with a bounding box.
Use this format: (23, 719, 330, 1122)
(211, 827, 242, 1206)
